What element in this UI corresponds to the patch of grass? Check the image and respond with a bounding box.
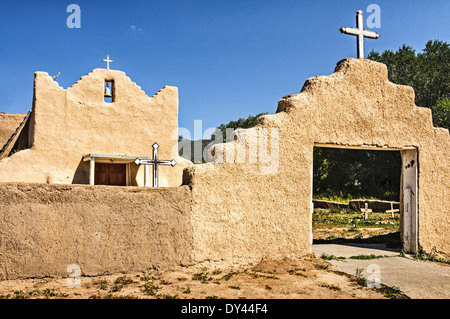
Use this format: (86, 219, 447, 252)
(320, 253, 346, 261)
(221, 271, 240, 281)
(228, 286, 240, 290)
(157, 294, 179, 299)
(159, 279, 172, 285)
(320, 253, 335, 260)
(265, 285, 272, 290)
(110, 276, 134, 292)
(183, 286, 191, 294)
(319, 263, 330, 270)
(193, 267, 214, 282)
(206, 295, 219, 299)
(114, 276, 134, 286)
(375, 285, 409, 299)
(288, 270, 307, 277)
(349, 254, 386, 260)
(413, 251, 450, 265)
(245, 271, 279, 280)
(103, 293, 136, 299)
(313, 208, 400, 229)
(320, 284, 341, 291)
(1, 289, 69, 299)
(96, 279, 108, 290)
(348, 267, 409, 299)
(141, 281, 161, 296)
(354, 268, 366, 286)
(140, 275, 158, 282)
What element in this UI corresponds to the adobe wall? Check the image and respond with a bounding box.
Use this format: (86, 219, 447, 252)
(186, 58, 450, 260)
(0, 183, 193, 280)
(0, 69, 190, 187)
(0, 112, 25, 148)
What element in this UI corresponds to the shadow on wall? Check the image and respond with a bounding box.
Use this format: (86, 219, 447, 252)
(72, 160, 89, 185)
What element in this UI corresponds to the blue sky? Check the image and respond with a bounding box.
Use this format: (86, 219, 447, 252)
(0, 0, 449, 137)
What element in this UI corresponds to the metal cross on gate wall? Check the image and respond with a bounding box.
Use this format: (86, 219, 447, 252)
(340, 10, 380, 59)
(134, 143, 177, 187)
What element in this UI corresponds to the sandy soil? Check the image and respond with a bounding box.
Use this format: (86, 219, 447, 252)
(313, 227, 396, 240)
(0, 256, 387, 299)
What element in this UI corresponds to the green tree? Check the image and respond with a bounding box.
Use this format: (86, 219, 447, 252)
(368, 40, 450, 130)
(217, 113, 268, 141)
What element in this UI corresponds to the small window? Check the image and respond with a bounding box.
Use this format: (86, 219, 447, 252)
(104, 80, 114, 103)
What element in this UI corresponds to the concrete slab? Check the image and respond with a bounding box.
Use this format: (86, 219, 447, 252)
(313, 244, 450, 299)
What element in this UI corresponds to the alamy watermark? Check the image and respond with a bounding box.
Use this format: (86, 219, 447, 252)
(66, 4, 81, 29)
(366, 4, 381, 29)
(366, 264, 381, 288)
(175, 120, 279, 174)
(66, 264, 81, 288)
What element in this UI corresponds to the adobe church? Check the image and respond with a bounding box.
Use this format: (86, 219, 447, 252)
(0, 10, 449, 280)
(0, 57, 190, 187)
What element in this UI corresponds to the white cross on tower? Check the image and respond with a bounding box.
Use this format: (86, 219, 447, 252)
(340, 10, 380, 59)
(102, 55, 114, 70)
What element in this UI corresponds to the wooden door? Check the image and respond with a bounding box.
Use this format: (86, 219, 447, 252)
(95, 163, 126, 186)
(108, 164, 126, 186)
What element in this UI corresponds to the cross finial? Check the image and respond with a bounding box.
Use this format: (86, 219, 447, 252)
(340, 10, 380, 59)
(102, 55, 114, 70)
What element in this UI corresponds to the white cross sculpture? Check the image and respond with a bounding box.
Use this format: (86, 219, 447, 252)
(360, 202, 372, 220)
(386, 202, 400, 218)
(340, 10, 380, 59)
(102, 55, 114, 70)
(134, 143, 177, 187)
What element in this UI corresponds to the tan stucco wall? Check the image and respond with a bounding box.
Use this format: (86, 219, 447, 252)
(0, 112, 25, 149)
(0, 183, 193, 280)
(0, 69, 190, 186)
(186, 58, 450, 260)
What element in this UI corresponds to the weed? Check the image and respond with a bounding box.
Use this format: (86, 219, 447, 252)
(246, 271, 279, 280)
(96, 279, 108, 290)
(354, 268, 366, 286)
(349, 254, 385, 260)
(12, 291, 29, 299)
(320, 253, 335, 260)
(183, 286, 191, 294)
(288, 270, 307, 277)
(141, 281, 161, 296)
(193, 268, 213, 282)
(110, 276, 134, 292)
(114, 276, 134, 286)
(318, 262, 330, 270)
(375, 285, 409, 299)
(413, 251, 450, 265)
(222, 271, 239, 281)
(228, 286, 240, 290)
(158, 294, 179, 299)
(103, 294, 136, 299)
(159, 279, 172, 285)
(265, 285, 272, 290)
(320, 284, 341, 291)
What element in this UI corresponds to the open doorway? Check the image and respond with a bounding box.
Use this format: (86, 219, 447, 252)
(312, 144, 418, 253)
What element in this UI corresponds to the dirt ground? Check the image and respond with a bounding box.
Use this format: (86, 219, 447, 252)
(0, 255, 389, 299)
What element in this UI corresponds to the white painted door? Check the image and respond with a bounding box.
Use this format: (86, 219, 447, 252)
(401, 148, 418, 253)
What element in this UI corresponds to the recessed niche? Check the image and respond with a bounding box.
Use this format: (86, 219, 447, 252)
(104, 80, 114, 103)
